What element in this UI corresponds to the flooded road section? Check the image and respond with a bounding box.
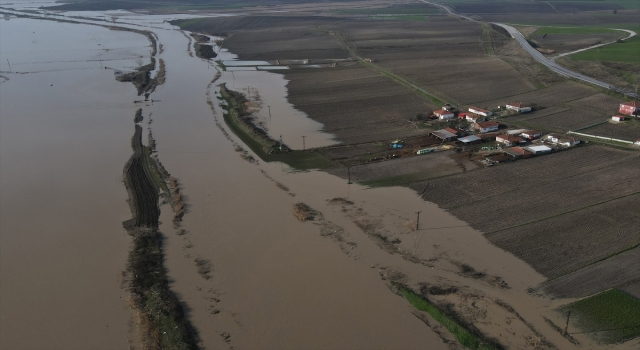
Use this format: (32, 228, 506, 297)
(0, 18, 151, 349)
(1, 5, 569, 350)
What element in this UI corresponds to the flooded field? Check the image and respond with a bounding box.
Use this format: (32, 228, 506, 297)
(0, 3, 614, 349)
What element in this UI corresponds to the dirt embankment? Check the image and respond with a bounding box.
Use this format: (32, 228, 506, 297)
(219, 83, 290, 154)
(121, 115, 196, 349)
(116, 58, 166, 97)
(194, 43, 217, 60)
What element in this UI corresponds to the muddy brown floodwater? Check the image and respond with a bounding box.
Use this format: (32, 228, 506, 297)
(0, 17, 151, 349)
(1, 3, 613, 350)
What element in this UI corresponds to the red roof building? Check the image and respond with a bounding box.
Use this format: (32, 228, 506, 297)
(619, 102, 640, 116)
(496, 134, 524, 146)
(473, 121, 499, 133)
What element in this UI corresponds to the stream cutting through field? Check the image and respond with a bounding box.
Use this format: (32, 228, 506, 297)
(0, 2, 578, 349)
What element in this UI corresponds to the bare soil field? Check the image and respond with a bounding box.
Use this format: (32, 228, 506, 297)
(451, 2, 555, 14)
(529, 33, 624, 55)
(284, 65, 433, 143)
(486, 192, 639, 279)
(407, 145, 640, 283)
(177, 16, 349, 60)
(540, 247, 640, 298)
(557, 57, 640, 94)
(566, 93, 624, 114)
(581, 118, 640, 142)
(325, 18, 539, 103)
(324, 150, 472, 183)
(477, 81, 598, 109)
(520, 108, 607, 131)
(622, 281, 640, 299)
(478, 9, 640, 26)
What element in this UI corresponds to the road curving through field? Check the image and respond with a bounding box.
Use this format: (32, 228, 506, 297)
(420, 0, 639, 100)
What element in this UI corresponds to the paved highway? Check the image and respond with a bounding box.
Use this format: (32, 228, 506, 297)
(420, 1, 639, 100)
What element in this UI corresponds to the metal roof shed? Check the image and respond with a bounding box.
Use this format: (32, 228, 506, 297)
(457, 135, 482, 144)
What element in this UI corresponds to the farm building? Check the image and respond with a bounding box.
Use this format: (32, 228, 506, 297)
(521, 130, 542, 140)
(468, 106, 493, 117)
(473, 121, 499, 133)
(545, 134, 580, 147)
(524, 145, 552, 155)
(442, 104, 457, 112)
(506, 102, 532, 113)
(619, 101, 639, 116)
(433, 109, 455, 120)
(504, 147, 533, 159)
(457, 135, 482, 145)
(461, 112, 486, 123)
(496, 134, 525, 147)
(430, 127, 460, 141)
(612, 115, 627, 122)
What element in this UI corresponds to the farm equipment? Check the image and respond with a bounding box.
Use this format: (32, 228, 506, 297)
(389, 140, 405, 149)
(417, 148, 435, 155)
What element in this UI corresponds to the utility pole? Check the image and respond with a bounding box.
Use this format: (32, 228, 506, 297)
(247, 86, 250, 99)
(564, 311, 571, 336)
(415, 211, 422, 230)
(6, 59, 11, 73)
(347, 166, 352, 184)
(301, 136, 306, 150)
(267, 105, 271, 120)
(279, 135, 283, 151)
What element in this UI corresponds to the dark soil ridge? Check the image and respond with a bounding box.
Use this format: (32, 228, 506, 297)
(122, 120, 198, 350)
(194, 42, 217, 60)
(116, 57, 166, 97)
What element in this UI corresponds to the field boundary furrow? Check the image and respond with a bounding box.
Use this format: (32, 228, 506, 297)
(316, 24, 452, 106)
(485, 191, 640, 235)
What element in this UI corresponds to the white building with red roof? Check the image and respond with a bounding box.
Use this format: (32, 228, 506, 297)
(619, 102, 640, 116)
(433, 109, 455, 120)
(473, 121, 499, 133)
(496, 134, 524, 147)
(468, 106, 493, 117)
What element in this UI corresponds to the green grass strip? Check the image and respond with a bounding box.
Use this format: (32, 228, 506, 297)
(400, 287, 498, 349)
(560, 289, 640, 343)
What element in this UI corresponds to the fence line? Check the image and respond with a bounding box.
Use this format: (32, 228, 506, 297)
(568, 131, 634, 144)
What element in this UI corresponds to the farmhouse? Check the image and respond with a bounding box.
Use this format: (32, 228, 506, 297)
(433, 109, 455, 120)
(545, 134, 580, 147)
(521, 130, 542, 140)
(460, 112, 486, 123)
(504, 147, 533, 159)
(612, 114, 626, 122)
(506, 102, 532, 113)
(430, 127, 460, 141)
(496, 134, 524, 147)
(468, 106, 493, 117)
(619, 101, 639, 116)
(457, 135, 482, 145)
(473, 121, 499, 133)
(525, 145, 552, 155)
